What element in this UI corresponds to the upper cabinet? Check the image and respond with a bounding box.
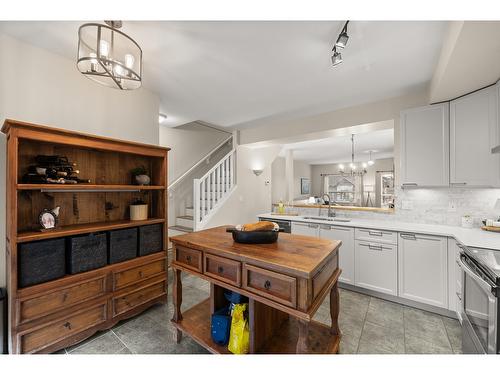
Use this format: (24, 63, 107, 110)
(400, 103, 450, 187)
(450, 85, 499, 187)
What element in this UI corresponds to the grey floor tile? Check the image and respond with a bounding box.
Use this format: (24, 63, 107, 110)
(181, 285, 210, 310)
(69, 331, 126, 354)
(404, 307, 451, 349)
(365, 297, 404, 330)
(405, 334, 453, 354)
(357, 321, 405, 354)
(115, 320, 179, 354)
(116, 347, 133, 354)
(442, 316, 462, 353)
(339, 288, 370, 323)
(65, 329, 109, 353)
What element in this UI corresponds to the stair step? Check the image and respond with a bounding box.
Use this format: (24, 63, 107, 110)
(176, 216, 194, 229)
(185, 207, 194, 216)
(168, 225, 193, 233)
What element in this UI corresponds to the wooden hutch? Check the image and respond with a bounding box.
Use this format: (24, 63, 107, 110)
(2, 119, 169, 353)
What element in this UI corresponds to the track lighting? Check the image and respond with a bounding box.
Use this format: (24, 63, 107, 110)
(335, 21, 349, 49)
(331, 48, 343, 66)
(331, 21, 349, 67)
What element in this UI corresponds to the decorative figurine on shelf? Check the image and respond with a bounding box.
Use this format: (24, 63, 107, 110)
(131, 165, 151, 185)
(130, 198, 148, 221)
(38, 206, 60, 230)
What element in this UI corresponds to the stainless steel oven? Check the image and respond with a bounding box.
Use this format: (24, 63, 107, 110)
(459, 249, 500, 354)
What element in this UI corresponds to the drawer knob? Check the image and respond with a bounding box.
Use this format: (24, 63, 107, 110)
(64, 322, 72, 330)
(186, 255, 192, 263)
(264, 280, 271, 290)
(139, 271, 144, 278)
(62, 292, 68, 302)
(217, 266, 224, 274)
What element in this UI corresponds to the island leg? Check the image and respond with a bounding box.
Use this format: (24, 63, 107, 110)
(296, 320, 310, 354)
(172, 268, 183, 343)
(330, 281, 340, 336)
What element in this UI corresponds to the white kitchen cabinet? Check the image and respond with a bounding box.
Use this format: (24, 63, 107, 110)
(319, 225, 355, 285)
(355, 240, 397, 295)
(291, 222, 319, 237)
(450, 85, 500, 187)
(398, 233, 448, 308)
(400, 103, 449, 187)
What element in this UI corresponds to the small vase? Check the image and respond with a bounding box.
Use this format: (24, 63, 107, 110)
(134, 174, 151, 185)
(130, 204, 148, 221)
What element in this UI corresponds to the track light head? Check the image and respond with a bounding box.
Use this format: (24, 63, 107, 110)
(335, 31, 349, 49)
(331, 49, 343, 66)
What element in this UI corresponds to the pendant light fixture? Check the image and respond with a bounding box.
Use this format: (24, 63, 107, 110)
(77, 21, 142, 90)
(367, 150, 375, 166)
(331, 21, 349, 67)
(349, 134, 357, 172)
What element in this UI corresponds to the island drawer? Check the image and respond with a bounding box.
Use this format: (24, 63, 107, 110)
(242, 264, 297, 308)
(113, 258, 166, 290)
(312, 252, 339, 300)
(18, 275, 107, 324)
(18, 301, 107, 354)
(204, 253, 241, 287)
(355, 228, 397, 244)
(113, 279, 167, 316)
(175, 245, 203, 272)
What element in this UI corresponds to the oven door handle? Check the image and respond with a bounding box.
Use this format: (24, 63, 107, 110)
(459, 255, 497, 296)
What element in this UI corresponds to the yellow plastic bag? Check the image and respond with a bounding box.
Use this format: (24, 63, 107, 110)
(228, 303, 249, 354)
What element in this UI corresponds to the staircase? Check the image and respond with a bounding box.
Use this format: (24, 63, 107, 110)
(168, 140, 236, 238)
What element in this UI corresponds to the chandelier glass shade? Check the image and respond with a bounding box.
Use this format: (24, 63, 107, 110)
(77, 22, 142, 90)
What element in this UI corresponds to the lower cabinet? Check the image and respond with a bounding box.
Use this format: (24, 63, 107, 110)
(319, 225, 355, 285)
(447, 238, 463, 319)
(291, 222, 319, 237)
(398, 233, 448, 308)
(354, 240, 398, 295)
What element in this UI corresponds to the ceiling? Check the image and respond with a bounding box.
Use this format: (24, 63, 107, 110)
(281, 128, 394, 165)
(0, 21, 447, 128)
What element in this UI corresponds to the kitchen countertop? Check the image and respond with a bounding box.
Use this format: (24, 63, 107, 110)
(258, 213, 500, 251)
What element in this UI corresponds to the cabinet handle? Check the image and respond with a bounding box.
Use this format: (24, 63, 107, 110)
(400, 233, 416, 240)
(217, 266, 224, 274)
(456, 292, 462, 301)
(264, 280, 271, 290)
(186, 255, 192, 264)
(308, 224, 318, 228)
(368, 230, 383, 236)
(368, 244, 383, 251)
(402, 183, 418, 187)
(451, 182, 467, 186)
(320, 225, 331, 230)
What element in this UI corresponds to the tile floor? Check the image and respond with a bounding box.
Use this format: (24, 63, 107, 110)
(59, 274, 462, 354)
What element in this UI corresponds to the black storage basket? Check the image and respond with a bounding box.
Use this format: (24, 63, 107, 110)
(19, 238, 66, 288)
(108, 228, 138, 264)
(138, 224, 163, 256)
(67, 233, 107, 274)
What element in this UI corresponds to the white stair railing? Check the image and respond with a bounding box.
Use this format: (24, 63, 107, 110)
(193, 148, 236, 231)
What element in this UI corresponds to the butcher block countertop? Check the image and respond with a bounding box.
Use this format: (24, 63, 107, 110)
(169, 225, 341, 278)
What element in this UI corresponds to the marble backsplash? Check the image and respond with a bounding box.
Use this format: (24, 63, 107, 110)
(286, 188, 500, 228)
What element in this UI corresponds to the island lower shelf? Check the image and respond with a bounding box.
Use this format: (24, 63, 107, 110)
(171, 297, 341, 354)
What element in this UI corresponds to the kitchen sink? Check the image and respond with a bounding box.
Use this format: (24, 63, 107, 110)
(302, 216, 351, 223)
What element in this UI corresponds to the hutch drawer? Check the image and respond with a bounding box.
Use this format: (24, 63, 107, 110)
(203, 253, 241, 287)
(175, 245, 203, 272)
(242, 264, 297, 308)
(18, 301, 108, 353)
(113, 280, 167, 316)
(312, 253, 338, 300)
(113, 258, 166, 290)
(18, 275, 107, 324)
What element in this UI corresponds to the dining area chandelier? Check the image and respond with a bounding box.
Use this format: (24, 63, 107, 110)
(76, 21, 142, 90)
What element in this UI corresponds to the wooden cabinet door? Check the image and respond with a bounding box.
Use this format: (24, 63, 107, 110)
(450, 85, 499, 187)
(398, 233, 448, 308)
(291, 222, 319, 237)
(319, 225, 354, 285)
(400, 103, 449, 187)
(354, 240, 397, 295)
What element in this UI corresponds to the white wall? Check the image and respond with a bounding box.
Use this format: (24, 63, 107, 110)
(293, 160, 312, 200)
(0, 33, 161, 287)
(159, 122, 231, 184)
(271, 157, 286, 203)
(204, 144, 282, 227)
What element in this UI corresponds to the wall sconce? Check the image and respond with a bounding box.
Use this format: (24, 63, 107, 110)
(253, 169, 263, 176)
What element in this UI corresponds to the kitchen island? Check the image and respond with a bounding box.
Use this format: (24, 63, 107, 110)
(169, 226, 342, 354)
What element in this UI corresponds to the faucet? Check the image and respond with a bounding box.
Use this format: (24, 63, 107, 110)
(321, 194, 336, 217)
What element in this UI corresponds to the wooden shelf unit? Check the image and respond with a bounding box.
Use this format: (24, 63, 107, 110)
(2, 119, 170, 354)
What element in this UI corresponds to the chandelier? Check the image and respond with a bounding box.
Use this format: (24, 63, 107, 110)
(77, 21, 142, 90)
